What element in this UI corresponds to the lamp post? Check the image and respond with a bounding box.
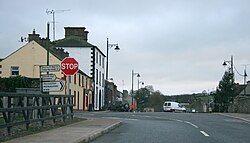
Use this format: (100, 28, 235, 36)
(222, 55, 234, 75)
(223, 56, 249, 96)
(242, 64, 249, 85)
(106, 38, 119, 80)
(222, 56, 234, 102)
(131, 70, 140, 111)
(242, 64, 249, 96)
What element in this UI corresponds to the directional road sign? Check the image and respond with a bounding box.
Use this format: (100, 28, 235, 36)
(40, 65, 60, 73)
(41, 74, 57, 81)
(42, 81, 64, 92)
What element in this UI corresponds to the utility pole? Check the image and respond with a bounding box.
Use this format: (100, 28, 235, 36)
(47, 22, 50, 67)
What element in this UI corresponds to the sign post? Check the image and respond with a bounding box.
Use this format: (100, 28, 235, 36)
(61, 57, 79, 118)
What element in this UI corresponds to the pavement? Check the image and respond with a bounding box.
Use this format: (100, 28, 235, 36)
(3, 118, 122, 143)
(218, 113, 250, 122)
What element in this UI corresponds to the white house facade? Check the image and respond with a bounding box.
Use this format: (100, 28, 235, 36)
(55, 27, 106, 111)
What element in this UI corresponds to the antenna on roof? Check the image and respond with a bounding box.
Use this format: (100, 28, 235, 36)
(19, 36, 28, 42)
(46, 9, 70, 41)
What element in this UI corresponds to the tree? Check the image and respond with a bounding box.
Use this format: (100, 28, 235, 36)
(148, 90, 164, 112)
(134, 87, 151, 112)
(214, 71, 236, 112)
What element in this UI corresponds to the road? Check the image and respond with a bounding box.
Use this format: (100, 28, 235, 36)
(75, 112, 250, 143)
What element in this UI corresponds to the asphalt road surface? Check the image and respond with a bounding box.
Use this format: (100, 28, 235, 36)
(75, 112, 250, 143)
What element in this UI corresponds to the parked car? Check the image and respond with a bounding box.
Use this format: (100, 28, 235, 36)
(163, 101, 186, 112)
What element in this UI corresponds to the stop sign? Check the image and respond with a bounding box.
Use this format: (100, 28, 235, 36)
(61, 57, 79, 75)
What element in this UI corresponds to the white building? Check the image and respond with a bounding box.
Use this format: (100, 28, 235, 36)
(55, 27, 106, 111)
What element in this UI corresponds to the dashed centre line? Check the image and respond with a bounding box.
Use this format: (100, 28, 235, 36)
(184, 121, 199, 128)
(200, 131, 210, 137)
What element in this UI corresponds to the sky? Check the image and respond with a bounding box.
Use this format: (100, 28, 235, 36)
(1, 0, 250, 95)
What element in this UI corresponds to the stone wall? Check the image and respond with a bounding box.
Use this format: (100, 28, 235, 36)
(229, 96, 250, 113)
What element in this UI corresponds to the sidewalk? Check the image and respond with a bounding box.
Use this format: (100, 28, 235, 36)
(3, 118, 122, 143)
(217, 113, 250, 122)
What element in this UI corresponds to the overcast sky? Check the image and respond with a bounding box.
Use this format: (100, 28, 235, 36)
(1, 0, 250, 95)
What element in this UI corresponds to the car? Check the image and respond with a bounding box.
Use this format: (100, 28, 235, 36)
(163, 101, 186, 112)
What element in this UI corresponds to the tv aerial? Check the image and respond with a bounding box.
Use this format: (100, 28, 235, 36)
(46, 9, 70, 41)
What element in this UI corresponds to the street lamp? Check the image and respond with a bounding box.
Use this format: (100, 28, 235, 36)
(242, 64, 249, 85)
(223, 56, 249, 96)
(222, 55, 234, 74)
(138, 81, 144, 90)
(131, 70, 140, 111)
(242, 64, 249, 96)
(106, 38, 120, 80)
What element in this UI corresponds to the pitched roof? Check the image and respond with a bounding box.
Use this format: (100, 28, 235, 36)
(0, 41, 64, 62)
(54, 36, 95, 47)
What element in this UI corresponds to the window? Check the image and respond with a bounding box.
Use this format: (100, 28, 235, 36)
(86, 78, 88, 88)
(102, 73, 105, 87)
(74, 91, 76, 105)
(96, 69, 98, 84)
(0, 65, 2, 68)
(82, 76, 84, 87)
(99, 55, 101, 66)
(96, 52, 98, 64)
(95, 87, 98, 108)
(102, 57, 104, 68)
(79, 74, 81, 86)
(74, 74, 77, 84)
(99, 71, 101, 86)
(11, 66, 19, 76)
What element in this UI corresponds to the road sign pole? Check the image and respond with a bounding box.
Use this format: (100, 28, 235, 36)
(66, 75, 72, 119)
(67, 76, 70, 95)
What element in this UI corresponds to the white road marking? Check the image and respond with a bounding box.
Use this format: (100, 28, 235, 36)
(184, 121, 199, 128)
(200, 131, 210, 137)
(172, 119, 184, 122)
(102, 117, 138, 121)
(125, 118, 138, 121)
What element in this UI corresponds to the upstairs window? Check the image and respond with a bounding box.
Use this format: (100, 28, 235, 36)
(96, 52, 98, 64)
(99, 55, 101, 66)
(11, 66, 19, 76)
(102, 57, 104, 68)
(96, 69, 98, 84)
(74, 74, 77, 84)
(79, 74, 81, 86)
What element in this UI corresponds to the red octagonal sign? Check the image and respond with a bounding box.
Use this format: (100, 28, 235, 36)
(61, 57, 79, 76)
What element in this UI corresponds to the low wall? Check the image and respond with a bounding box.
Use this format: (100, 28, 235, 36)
(229, 96, 250, 113)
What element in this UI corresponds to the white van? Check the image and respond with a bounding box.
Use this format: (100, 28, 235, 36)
(163, 101, 186, 112)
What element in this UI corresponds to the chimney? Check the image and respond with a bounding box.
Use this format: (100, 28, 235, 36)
(28, 29, 40, 42)
(64, 27, 88, 41)
(84, 31, 89, 41)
